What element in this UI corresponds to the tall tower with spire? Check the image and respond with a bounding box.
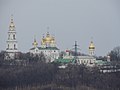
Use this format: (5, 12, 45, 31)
(89, 40, 95, 56)
(5, 15, 19, 60)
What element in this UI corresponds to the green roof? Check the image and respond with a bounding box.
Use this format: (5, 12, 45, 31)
(55, 58, 73, 63)
(95, 60, 108, 65)
(30, 47, 59, 50)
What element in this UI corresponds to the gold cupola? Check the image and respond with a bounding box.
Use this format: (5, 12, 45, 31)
(9, 15, 15, 31)
(89, 41, 95, 50)
(45, 32, 53, 43)
(32, 36, 38, 48)
(41, 32, 56, 47)
(89, 40, 95, 56)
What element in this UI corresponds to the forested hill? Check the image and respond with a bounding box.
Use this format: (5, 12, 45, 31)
(0, 51, 120, 90)
(0, 62, 120, 90)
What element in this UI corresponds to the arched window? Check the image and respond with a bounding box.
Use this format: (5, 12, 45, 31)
(13, 35, 15, 39)
(8, 44, 9, 49)
(14, 44, 16, 49)
(8, 34, 10, 39)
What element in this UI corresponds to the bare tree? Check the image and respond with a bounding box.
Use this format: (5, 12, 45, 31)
(109, 46, 120, 61)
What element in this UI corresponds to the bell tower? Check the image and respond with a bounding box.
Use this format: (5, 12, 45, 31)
(89, 40, 95, 56)
(5, 15, 19, 60)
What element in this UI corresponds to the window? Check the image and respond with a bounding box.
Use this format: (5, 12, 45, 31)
(13, 35, 15, 39)
(8, 44, 9, 49)
(81, 60, 83, 63)
(8, 34, 10, 39)
(14, 44, 16, 49)
(36, 50, 38, 52)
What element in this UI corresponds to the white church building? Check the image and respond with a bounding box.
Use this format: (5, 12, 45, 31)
(29, 32, 60, 62)
(76, 41, 96, 66)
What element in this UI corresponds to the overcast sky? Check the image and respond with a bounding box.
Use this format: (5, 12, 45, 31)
(0, 0, 120, 56)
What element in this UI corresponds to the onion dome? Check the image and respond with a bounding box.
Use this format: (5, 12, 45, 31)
(45, 32, 51, 42)
(89, 41, 95, 50)
(41, 32, 55, 45)
(32, 37, 38, 47)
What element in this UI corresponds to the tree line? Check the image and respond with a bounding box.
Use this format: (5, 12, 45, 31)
(0, 62, 120, 90)
(0, 46, 120, 90)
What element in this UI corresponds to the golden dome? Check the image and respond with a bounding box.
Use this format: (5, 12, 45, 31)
(89, 41, 95, 49)
(33, 41, 38, 46)
(42, 32, 55, 44)
(32, 38, 38, 47)
(45, 37, 52, 42)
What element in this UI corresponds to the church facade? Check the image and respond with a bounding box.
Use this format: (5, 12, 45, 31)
(29, 32, 60, 62)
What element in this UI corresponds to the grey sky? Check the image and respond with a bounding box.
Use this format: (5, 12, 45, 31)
(0, 0, 120, 56)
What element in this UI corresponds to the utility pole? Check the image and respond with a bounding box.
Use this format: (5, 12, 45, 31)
(72, 41, 79, 64)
